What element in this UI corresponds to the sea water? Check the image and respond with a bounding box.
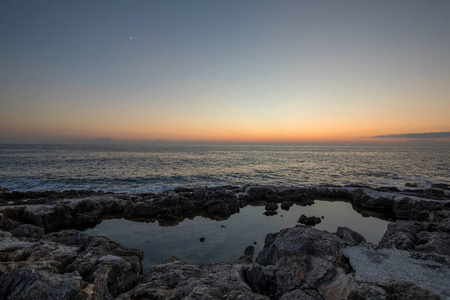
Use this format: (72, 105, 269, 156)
(1, 144, 448, 192)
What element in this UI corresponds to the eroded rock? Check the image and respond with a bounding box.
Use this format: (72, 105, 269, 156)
(0, 230, 143, 299)
(117, 256, 269, 300)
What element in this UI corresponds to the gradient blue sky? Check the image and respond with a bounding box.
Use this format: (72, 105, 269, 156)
(1, 1, 449, 143)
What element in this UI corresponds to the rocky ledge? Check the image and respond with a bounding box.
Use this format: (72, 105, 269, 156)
(1, 184, 449, 299)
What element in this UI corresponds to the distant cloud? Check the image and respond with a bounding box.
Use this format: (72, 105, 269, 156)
(374, 132, 450, 138)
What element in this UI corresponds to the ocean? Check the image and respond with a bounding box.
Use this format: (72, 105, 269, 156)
(1, 143, 448, 192)
(2, 143, 448, 268)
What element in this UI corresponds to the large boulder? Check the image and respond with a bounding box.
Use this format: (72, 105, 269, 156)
(246, 225, 358, 299)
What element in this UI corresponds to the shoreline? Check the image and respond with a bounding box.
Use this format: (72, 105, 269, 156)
(1, 185, 450, 299)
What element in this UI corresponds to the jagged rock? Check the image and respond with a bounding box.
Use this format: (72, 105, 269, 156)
(240, 186, 315, 205)
(280, 201, 293, 210)
(380, 220, 450, 255)
(0, 230, 143, 299)
(1, 185, 449, 299)
(334, 226, 366, 246)
(241, 186, 279, 202)
(11, 224, 44, 241)
(297, 214, 321, 226)
(0, 195, 131, 232)
(265, 202, 278, 211)
(247, 225, 357, 299)
(431, 183, 449, 190)
(123, 188, 240, 223)
(0, 267, 90, 300)
(117, 257, 269, 300)
(350, 189, 394, 213)
(263, 210, 277, 216)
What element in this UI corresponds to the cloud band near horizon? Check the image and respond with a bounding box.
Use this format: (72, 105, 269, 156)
(374, 132, 450, 139)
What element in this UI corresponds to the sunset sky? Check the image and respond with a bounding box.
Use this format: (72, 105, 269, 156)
(1, 1, 449, 144)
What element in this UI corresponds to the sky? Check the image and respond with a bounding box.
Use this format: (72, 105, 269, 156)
(1, 0, 449, 144)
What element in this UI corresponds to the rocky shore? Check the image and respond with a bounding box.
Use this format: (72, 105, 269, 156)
(1, 184, 449, 299)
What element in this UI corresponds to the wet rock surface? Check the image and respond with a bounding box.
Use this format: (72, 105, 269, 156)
(297, 214, 321, 226)
(0, 184, 449, 299)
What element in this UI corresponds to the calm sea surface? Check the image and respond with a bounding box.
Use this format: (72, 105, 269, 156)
(0, 144, 449, 192)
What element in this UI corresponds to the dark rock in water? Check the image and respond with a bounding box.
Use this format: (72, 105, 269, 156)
(405, 182, 419, 187)
(280, 200, 293, 210)
(334, 226, 366, 246)
(263, 210, 277, 216)
(244, 245, 255, 256)
(0, 230, 143, 299)
(264, 202, 278, 211)
(297, 214, 321, 226)
(431, 183, 449, 190)
(239, 245, 256, 263)
(199, 237, 205, 242)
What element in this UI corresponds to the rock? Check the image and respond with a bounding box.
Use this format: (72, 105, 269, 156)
(297, 214, 321, 226)
(0, 230, 143, 299)
(431, 183, 449, 190)
(405, 182, 419, 187)
(239, 246, 256, 263)
(242, 186, 279, 202)
(342, 246, 449, 299)
(116, 257, 269, 300)
(263, 210, 277, 216)
(380, 220, 450, 255)
(334, 226, 366, 246)
(0, 267, 90, 300)
(123, 188, 241, 223)
(0, 195, 131, 232)
(1, 185, 449, 299)
(280, 201, 293, 210)
(265, 202, 278, 211)
(11, 224, 44, 241)
(244, 245, 255, 256)
(247, 225, 357, 298)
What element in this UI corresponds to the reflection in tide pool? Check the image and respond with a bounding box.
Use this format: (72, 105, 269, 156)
(85, 200, 389, 271)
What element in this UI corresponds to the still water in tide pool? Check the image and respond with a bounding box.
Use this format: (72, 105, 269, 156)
(85, 200, 389, 271)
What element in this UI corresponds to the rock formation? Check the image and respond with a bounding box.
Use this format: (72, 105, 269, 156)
(0, 184, 449, 299)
